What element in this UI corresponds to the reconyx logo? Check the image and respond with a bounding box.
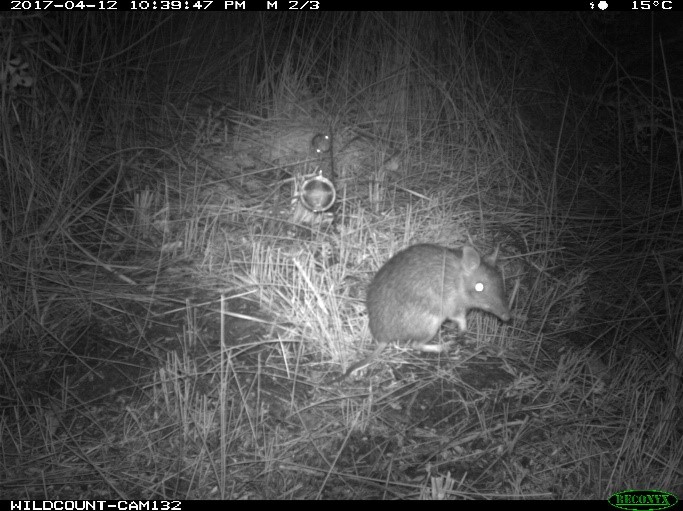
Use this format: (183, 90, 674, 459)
(609, 490, 678, 511)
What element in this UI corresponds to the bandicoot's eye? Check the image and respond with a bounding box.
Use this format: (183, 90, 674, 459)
(475, 282, 484, 292)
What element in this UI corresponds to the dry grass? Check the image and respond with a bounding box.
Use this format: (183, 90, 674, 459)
(1, 12, 681, 499)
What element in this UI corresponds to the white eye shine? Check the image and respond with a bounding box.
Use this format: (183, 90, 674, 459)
(475, 282, 484, 292)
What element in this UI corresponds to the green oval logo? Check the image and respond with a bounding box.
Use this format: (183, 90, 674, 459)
(609, 490, 679, 511)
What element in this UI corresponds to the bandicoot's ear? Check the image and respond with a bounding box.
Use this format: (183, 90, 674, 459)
(484, 245, 500, 266)
(461, 246, 481, 274)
